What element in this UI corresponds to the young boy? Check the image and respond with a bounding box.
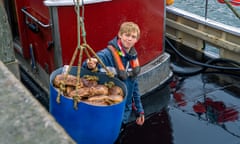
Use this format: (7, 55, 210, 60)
(84, 21, 145, 126)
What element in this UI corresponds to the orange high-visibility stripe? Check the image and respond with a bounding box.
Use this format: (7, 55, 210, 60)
(108, 45, 125, 71)
(130, 58, 140, 68)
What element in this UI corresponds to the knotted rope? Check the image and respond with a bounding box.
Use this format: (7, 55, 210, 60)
(56, 0, 114, 109)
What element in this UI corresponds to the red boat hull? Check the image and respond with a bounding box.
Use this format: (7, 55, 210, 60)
(14, 0, 165, 72)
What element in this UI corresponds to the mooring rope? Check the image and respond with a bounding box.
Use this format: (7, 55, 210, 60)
(223, 0, 240, 19)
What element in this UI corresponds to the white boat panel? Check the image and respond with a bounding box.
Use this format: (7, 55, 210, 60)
(44, 0, 112, 6)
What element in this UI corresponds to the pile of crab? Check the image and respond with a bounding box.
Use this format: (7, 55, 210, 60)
(53, 74, 124, 106)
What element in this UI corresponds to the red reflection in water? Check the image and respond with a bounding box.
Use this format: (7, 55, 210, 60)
(192, 97, 239, 123)
(173, 92, 187, 106)
(170, 77, 187, 107)
(193, 101, 206, 113)
(169, 77, 239, 124)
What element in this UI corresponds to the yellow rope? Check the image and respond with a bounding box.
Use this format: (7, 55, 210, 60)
(56, 0, 114, 107)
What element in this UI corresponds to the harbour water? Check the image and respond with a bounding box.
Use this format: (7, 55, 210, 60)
(116, 38, 240, 143)
(172, 0, 240, 28)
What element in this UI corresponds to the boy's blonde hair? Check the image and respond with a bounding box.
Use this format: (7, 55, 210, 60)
(118, 22, 140, 40)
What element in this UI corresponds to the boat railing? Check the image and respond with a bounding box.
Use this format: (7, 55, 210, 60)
(21, 8, 52, 28)
(166, 6, 240, 62)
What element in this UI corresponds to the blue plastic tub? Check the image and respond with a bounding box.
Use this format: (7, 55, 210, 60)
(49, 67, 127, 144)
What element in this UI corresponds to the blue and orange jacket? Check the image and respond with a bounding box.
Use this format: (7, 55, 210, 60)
(83, 36, 144, 122)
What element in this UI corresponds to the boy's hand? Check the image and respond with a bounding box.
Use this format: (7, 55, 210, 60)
(87, 58, 98, 69)
(136, 114, 145, 126)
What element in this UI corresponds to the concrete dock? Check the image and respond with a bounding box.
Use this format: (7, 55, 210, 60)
(0, 2, 75, 143)
(0, 60, 75, 144)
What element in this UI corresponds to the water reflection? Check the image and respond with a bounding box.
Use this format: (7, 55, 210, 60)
(116, 109, 173, 144)
(169, 73, 240, 144)
(117, 73, 240, 144)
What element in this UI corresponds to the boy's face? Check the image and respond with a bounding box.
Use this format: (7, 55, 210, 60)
(118, 31, 138, 52)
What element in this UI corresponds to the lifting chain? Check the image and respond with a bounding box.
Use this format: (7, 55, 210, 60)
(56, 0, 114, 109)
